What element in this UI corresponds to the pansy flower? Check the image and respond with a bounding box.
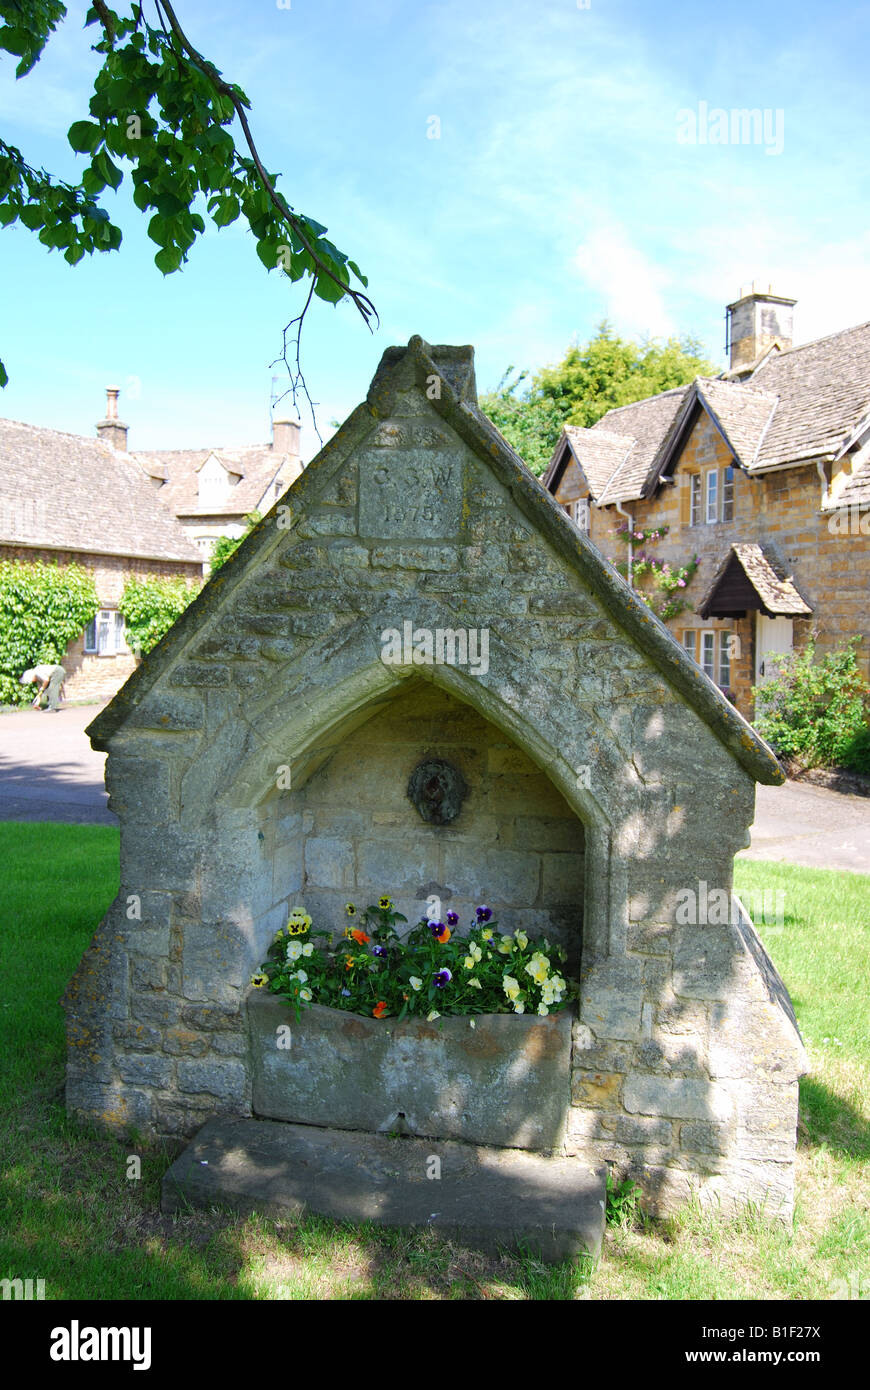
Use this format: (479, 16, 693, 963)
(372, 944, 387, 958)
(379, 896, 393, 910)
(250, 972, 268, 988)
(409, 976, 423, 991)
(351, 929, 370, 946)
(433, 967, 452, 988)
(446, 910, 459, 926)
(475, 905, 492, 923)
(429, 921, 451, 943)
(373, 1000, 388, 1018)
(286, 906, 312, 935)
(345, 903, 356, 917)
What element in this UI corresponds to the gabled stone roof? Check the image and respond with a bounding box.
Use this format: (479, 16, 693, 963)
(699, 543, 812, 619)
(749, 320, 870, 468)
(592, 388, 691, 505)
(0, 417, 199, 563)
(695, 378, 779, 469)
(543, 425, 635, 501)
(831, 456, 870, 508)
(88, 336, 783, 786)
(131, 445, 286, 519)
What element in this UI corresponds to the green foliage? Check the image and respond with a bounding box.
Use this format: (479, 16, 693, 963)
(478, 369, 567, 477)
(534, 322, 718, 428)
(605, 1172, 643, 1228)
(209, 511, 261, 573)
(0, 1, 369, 385)
(479, 324, 716, 478)
(753, 639, 870, 771)
(118, 573, 199, 657)
(256, 899, 573, 1022)
(0, 558, 98, 706)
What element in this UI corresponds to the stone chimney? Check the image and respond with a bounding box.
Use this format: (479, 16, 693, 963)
(96, 386, 129, 451)
(271, 414, 301, 457)
(726, 285, 796, 372)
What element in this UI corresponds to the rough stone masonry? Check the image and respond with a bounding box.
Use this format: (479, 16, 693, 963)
(64, 336, 807, 1219)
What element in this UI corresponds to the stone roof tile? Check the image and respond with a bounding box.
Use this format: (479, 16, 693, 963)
(0, 417, 200, 562)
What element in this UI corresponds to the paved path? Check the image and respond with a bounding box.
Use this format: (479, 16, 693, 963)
(0, 707, 869, 872)
(0, 704, 115, 825)
(737, 779, 870, 875)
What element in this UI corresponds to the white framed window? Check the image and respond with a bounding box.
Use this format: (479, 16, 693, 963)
(682, 629, 734, 692)
(572, 497, 590, 534)
(690, 473, 702, 526)
(721, 465, 735, 522)
(194, 535, 216, 555)
(701, 630, 716, 680)
(84, 609, 126, 655)
(705, 469, 719, 524)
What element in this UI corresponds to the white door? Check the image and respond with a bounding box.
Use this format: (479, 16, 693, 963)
(755, 615, 793, 684)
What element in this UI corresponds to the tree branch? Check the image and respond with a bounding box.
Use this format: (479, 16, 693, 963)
(153, 0, 377, 329)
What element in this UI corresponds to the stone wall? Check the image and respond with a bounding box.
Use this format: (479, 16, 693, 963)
(0, 544, 201, 702)
(289, 684, 584, 957)
(66, 340, 805, 1221)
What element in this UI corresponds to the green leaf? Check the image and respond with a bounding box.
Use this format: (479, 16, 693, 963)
(68, 120, 103, 155)
(0, 359, 7, 389)
(18, 204, 44, 231)
(0, 204, 19, 227)
(64, 243, 86, 266)
(154, 244, 183, 275)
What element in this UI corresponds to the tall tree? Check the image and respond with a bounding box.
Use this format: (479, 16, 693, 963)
(482, 323, 717, 475)
(0, 1, 374, 418)
(534, 321, 717, 427)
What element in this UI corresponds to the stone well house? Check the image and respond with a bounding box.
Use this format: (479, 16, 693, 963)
(65, 336, 806, 1219)
(545, 288, 870, 717)
(0, 416, 201, 702)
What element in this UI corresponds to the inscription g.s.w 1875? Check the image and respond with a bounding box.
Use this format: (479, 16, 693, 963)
(358, 446, 463, 540)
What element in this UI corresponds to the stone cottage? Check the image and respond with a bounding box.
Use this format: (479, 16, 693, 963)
(545, 286, 870, 717)
(65, 336, 806, 1219)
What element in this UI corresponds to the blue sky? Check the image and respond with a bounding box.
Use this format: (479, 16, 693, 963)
(1, 0, 868, 458)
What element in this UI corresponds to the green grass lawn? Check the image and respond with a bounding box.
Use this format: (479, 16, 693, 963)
(0, 823, 867, 1300)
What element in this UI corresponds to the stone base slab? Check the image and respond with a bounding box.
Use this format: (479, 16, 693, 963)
(161, 1116, 606, 1264)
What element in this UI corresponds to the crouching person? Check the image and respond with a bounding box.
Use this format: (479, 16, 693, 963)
(21, 663, 67, 712)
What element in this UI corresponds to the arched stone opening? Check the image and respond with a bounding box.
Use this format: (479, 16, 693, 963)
(264, 678, 586, 970)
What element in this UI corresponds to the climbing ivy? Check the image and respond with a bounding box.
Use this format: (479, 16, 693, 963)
(118, 573, 199, 656)
(0, 558, 98, 705)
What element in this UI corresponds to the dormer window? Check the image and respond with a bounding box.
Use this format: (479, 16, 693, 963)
(197, 454, 230, 510)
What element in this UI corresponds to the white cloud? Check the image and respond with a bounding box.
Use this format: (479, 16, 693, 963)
(571, 225, 675, 340)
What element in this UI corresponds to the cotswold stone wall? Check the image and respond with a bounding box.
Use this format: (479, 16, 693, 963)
(65, 340, 805, 1219)
(293, 684, 584, 958)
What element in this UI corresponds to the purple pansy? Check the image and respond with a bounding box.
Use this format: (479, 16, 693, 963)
(446, 911, 459, 926)
(372, 944, 388, 957)
(429, 920, 447, 938)
(433, 968, 452, 988)
(475, 905, 492, 923)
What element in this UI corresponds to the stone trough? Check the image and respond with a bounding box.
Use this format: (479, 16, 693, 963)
(64, 336, 808, 1256)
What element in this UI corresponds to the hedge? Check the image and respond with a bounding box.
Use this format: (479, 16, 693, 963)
(0, 559, 98, 706)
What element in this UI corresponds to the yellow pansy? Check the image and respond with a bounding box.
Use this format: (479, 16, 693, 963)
(250, 972, 268, 988)
(514, 930, 529, 950)
(409, 976, 423, 991)
(299, 988, 313, 1002)
(502, 975, 520, 1001)
(468, 977, 482, 990)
